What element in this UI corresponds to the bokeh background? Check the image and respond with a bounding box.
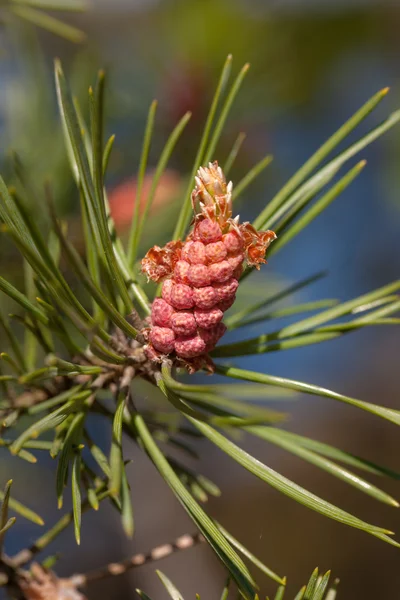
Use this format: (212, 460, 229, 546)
(1, 0, 400, 598)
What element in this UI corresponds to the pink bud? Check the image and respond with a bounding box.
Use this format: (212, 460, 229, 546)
(187, 264, 211, 287)
(175, 334, 206, 358)
(170, 311, 197, 336)
(223, 231, 243, 254)
(150, 326, 175, 354)
(208, 260, 233, 283)
(193, 285, 218, 309)
(213, 278, 239, 302)
(205, 241, 227, 264)
(183, 240, 206, 264)
(194, 307, 223, 330)
(151, 298, 175, 327)
(161, 279, 174, 304)
(174, 260, 190, 284)
(170, 283, 195, 310)
(196, 219, 222, 243)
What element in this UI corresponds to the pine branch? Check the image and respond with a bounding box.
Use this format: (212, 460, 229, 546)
(0, 53, 399, 600)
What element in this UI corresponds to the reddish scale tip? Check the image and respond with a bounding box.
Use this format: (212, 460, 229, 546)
(175, 334, 206, 358)
(223, 231, 243, 254)
(199, 323, 227, 351)
(187, 264, 211, 287)
(170, 283, 194, 310)
(184, 241, 206, 264)
(233, 264, 243, 280)
(227, 253, 244, 271)
(194, 307, 223, 330)
(208, 260, 233, 283)
(196, 219, 222, 243)
(161, 279, 174, 304)
(174, 260, 190, 284)
(213, 278, 239, 302)
(170, 311, 197, 336)
(151, 298, 174, 328)
(218, 295, 236, 312)
(205, 241, 227, 264)
(193, 286, 217, 309)
(150, 327, 175, 354)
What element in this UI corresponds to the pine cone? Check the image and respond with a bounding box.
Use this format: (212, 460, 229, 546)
(141, 161, 276, 372)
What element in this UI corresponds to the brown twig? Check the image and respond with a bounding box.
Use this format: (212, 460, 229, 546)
(77, 532, 205, 585)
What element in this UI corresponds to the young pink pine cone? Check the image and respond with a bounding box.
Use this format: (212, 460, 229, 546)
(141, 161, 276, 372)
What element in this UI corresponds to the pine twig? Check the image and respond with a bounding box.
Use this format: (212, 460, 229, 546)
(78, 532, 205, 585)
